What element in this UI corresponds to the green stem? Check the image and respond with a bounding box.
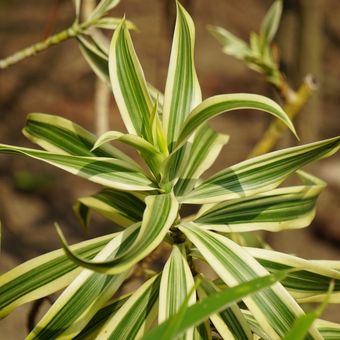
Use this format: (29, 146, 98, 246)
(0, 20, 95, 69)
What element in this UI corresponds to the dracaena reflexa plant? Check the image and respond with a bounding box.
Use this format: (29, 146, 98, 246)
(1, 3, 340, 339)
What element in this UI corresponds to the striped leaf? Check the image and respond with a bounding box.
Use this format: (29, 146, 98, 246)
(175, 124, 229, 196)
(78, 35, 110, 85)
(88, 0, 120, 20)
(94, 17, 136, 31)
(159, 245, 196, 340)
(0, 233, 113, 318)
(283, 281, 333, 340)
(142, 270, 289, 340)
(176, 93, 296, 149)
(27, 224, 140, 339)
(162, 2, 201, 150)
(180, 136, 340, 204)
(315, 319, 340, 339)
(0, 144, 156, 192)
(194, 171, 325, 232)
(57, 193, 178, 274)
(92, 130, 165, 176)
(109, 19, 153, 141)
(179, 222, 321, 339)
(23, 113, 133, 163)
(96, 274, 161, 339)
(247, 247, 340, 303)
(208, 25, 250, 60)
(260, 0, 283, 44)
(74, 188, 146, 229)
(197, 279, 253, 340)
(74, 294, 131, 339)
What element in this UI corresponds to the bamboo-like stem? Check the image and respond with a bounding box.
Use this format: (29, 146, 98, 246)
(248, 74, 316, 158)
(0, 20, 96, 69)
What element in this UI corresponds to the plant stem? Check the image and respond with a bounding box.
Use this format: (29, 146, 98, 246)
(0, 20, 94, 69)
(248, 75, 316, 158)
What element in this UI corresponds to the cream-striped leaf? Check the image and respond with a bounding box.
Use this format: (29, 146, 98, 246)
(176, 93, 296, 149)
(315, 319, 340, 339)
(247, 247, 340, 303)
(159, 245, 196, 340)
(27, 224, 140, 339)
(88, 0, 120, 20)
(180, 136, 340, 204)
(57, 193, 178, 274)
(0, 233, 113, 318)
(142, 270, 290, 340)
(0, 144, 156, 191)
(194, 171, 325, 232)
(95, 274, 161, 339)
(74, 295, 131, 339)
(23, 113, 134, 163)
(92, 130, 165, 176)
(175, 124, 229, 196)
(162, 2, 201, 149)
(179, 222, 321, 339)
(109, 19, 153, 141)
(74, 188, 146, 229)
(197, 279, 253, 340)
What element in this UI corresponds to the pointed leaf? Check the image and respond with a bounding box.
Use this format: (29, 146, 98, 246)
(88, 0, 120, 20)
(57, 193, 178, 274)
(260, 0, 283, 43)
(74, 188, 146, 229)
(175, 124, 229, 196)
(27, 224, 140, 339)
(23, 113, 134, 163)
(194, 171, 325, 232)
(96, 274, 161, 339)
(142, 270, 290, 340)
(163, 2, 201, 150)
(159, 245, 196, 340)
(180, 137, 340, 204)
(179, 223, 321, 339)
(0, 234, 113, 318)
(110, 19, 153, 141)
(176, 93, 296, 149)
(0, 144, 156, 191)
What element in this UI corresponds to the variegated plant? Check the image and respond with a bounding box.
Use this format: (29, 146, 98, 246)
(1, 3, 340, 339)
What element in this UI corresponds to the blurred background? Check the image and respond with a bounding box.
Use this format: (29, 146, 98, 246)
(0, 0, 339, 336)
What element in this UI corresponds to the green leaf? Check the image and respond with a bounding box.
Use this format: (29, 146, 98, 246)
(315, 319, 340, 339)
(180, 136, 340, 204)
(23, 113, 134, 164)
(92, 130, 165, 176)
(194, 171, 325, 232)
(74, 188, 146, 229)
(283, 281, 334, 340)
(95, 275, 161, 339)
(88, 0, 120, 20)
(142, 270, 289, 340)
(0, 234, 113, 318)
(260, 0, 283, 44)
(159, 245, 196, 340)
(74, 294, 131, 339)
(176, 93, 297, 149)
(0, 144, 156, 192)
(57, 193, 178, 274)
(179, 223, 321, 339)
(247, 247, 340, 303)
(175, 124, 229, 196)
(94, 17, 136, 31)
(27, 224, 141, 339)
(110, 19, 153, 141)
(162, 2, 201, 150)
(208, 25, 250, 60)
(78, 35, 111, 85)
(197, 279, 253, 340)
